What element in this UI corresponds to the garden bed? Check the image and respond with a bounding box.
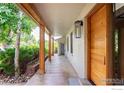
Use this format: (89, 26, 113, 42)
(0, 73, 32, 85)
(0, 46, 48, 85)
(0, 59, 39, 85)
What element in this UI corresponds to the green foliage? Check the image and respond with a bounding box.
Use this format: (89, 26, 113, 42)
(0, 45, 39, 75)
(19, 45, 39, 73)
(21, 15, 36, 34)
(45, 40, 49, 56)
(0, 3, 37, 45)
(0, 3, 19, 44)
(0, 3, 38, 75)
(20, 33, 37, 46)
(0, 64, 14, 75)
(45, 47, 48, 56)
(0, 44, 50, 75)
(0, 48, 15, 75)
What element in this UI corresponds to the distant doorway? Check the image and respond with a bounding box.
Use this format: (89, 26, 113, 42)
(59, 43, 65, 55)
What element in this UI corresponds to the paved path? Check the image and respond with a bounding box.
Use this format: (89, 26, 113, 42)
(26, 54, 82, 85)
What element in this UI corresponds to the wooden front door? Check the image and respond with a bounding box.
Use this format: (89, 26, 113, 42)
(90, 5, 109, 85)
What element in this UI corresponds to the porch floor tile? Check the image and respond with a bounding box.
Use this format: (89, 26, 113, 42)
(26, 54, 82, 85)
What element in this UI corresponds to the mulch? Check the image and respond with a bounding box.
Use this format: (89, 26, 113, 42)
(0, 63, 39, 85)
(0, 71, 34, 85)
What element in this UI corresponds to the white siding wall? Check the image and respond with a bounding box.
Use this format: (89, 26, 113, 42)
(65, 4, 96, 79)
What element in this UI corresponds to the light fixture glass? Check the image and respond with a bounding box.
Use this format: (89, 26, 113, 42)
(74, 20, 83, 38)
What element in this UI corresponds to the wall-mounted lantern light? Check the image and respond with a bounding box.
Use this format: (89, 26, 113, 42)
(74, 20, 83, 38)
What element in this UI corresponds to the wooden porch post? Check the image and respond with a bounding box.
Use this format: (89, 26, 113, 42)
(48, 33, 52, 61)
(39, 25, 45, 74)
(52, 38, 54, 56)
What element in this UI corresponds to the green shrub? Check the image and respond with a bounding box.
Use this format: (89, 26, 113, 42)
(0, 48, 15, 75)
(45, 47, 48, 56)
(19, 45, 39, 73)
(0, 45, 39, 75)
(0, 64, 15, 75)
(45, 40, 49, 56)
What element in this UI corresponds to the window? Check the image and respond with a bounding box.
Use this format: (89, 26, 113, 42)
(70, 32, 73, 54)
(67, 37, 69, 52)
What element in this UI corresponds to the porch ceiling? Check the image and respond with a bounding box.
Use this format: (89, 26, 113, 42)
(32, 3, 85, 37)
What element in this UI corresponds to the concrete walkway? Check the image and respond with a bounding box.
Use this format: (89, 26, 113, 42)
(26, 54, 82, 85)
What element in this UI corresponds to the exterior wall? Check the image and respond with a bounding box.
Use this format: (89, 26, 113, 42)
(65, 4, 96, 79)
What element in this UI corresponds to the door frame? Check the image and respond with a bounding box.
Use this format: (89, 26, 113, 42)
(85, 4, 113, 85)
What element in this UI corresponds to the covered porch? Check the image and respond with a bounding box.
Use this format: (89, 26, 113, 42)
(17, 3, 124, 85)
(18, 3, 92, 85)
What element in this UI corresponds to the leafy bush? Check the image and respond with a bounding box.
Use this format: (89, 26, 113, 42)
(45, 47, 48, 56)
(45, 40, 49, 56)
(0, 64, 14, 75)
(19, 45, 39, 73)
(0, 45, 39, 75)
(0, 48, 15, 75)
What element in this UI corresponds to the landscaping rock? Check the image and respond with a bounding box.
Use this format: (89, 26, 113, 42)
(0, 70, 36, 85)
(0, 60, 39, 85)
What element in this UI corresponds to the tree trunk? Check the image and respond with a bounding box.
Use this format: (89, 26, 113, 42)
(14, 11, 22, 77)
